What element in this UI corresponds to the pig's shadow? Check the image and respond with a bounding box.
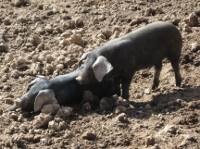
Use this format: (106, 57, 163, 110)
(126, 85, 200, 119)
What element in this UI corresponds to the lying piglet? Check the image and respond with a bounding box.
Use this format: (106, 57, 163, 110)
(6, 66, 114, 112)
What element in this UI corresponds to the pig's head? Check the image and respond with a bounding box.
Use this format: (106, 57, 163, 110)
(7, 77, 57, 112)
(76, 52, 113, 85)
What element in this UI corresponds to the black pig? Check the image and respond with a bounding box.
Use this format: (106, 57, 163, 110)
(76, 21, 182, 99)
(7, 66, 114, 112)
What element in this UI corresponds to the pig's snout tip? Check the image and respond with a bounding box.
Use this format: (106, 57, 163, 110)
(76, 76, 83, 85)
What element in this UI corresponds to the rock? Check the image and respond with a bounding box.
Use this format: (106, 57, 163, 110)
(0, 43, 8, 52)
(102, 29, 112, 39)
(146, 136, 155, 147)
(11, 70, 20, 78)
(187, 101, 200, 109)
(117, 113, 129, 123)
(10, 113, 18, 121)
(48, 120, 59, 130)
(46, 55, 54, 63)
(92, 17, 99, 24)
(1, 74, 8, 82)
(190, 42, 200, 52)
(11, 133, 24, 145)
(28, 34, 41, 46)
(82, 102, 91, 111)
(56, 106, 73, 119)
(13, 0, 25, 7)
(41, 103, 60, 114)
(145, 8, 156, 16)
(0, 29, 6, 40)
(82, 131, 96, 140)
(4, 98, 14, 105)
(17, 16, 27, 23)
(145, 103, 151, 109)
(55, 64, 64, 71)
(58, 121, 68, 130)
(162, 125, 177, 134)
(33, 113, 53, 128)
(70, 34, 84, 45)
(40, 138, 48, 145)
(3, 18, 11, 25)
(15, 36, 23, 47)
(188, 12, 199, 27)
(99, 97, 113, 110)
(178, 135, 197, 148)
(114, 106, 127, 114)
(59, 39, 70, 47)
(97, 33, 106, 40)
(110, 30, 121, 39)
(63, 130, 74, 139)
(83, 90, 100, 109)
(61, 31, 73, 38)
(182, 23, 192, 33)
(75, 17, 84, 27)
(45, 24, 53, 34)
(113, 26, 122, 33)
(35, 27, 45, 35)
(114, 95, 129, 107)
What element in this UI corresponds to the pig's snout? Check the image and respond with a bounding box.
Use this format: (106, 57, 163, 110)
(76, 76, 84, 85)
(76, 75, 90, 85)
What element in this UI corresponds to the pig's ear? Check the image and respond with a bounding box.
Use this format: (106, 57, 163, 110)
(34, 89, 57, 112)
(79, 52, 90, 66)
(92, 56, 113, 82)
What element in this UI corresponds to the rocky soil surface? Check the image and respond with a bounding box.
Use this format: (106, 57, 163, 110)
(0, 0, 200, 148)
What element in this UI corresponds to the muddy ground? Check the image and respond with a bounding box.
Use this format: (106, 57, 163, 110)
(0, 0, 200, 148)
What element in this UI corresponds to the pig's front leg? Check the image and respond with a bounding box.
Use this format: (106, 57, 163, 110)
(113, 77, 121, 96)
(121, 71, 135, 99)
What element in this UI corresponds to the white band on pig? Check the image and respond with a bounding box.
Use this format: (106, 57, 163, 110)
(92, 56, 113, 82)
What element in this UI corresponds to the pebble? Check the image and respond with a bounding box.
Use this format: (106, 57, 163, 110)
(190, 42, 200, 52)
(17, 15, 27, 23)
(146, 136, 155, 147)
(75, 17, 84, 27)
(3, 18, 11, 25)
(115, 106, 127, 114)
(163, 124, 177, 134)
(99, 97, 113, 111)
(45, 24, 53, 34)
(102, 29, 112, 39)
(56, 106, 73, 119)
(0, 43, 8, 52)
(13, 0, 25, 7)
(82, 131, 96, 140)
(33, 113, 53, 128)
(116, 113, 129, 123)
(188, 12, 199, 27)
(70, 34, 84, 45)
(82, 102, 91, 111)
(41, 103, 60, 114)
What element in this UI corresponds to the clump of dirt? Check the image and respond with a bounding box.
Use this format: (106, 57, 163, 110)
(0, 0, 200, 148)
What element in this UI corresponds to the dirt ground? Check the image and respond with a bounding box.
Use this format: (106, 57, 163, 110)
(0, 0, 200, 148)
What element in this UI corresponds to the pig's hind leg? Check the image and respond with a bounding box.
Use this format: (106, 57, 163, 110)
(170, 60, 182, 87)
(151, 61, 162, 90)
